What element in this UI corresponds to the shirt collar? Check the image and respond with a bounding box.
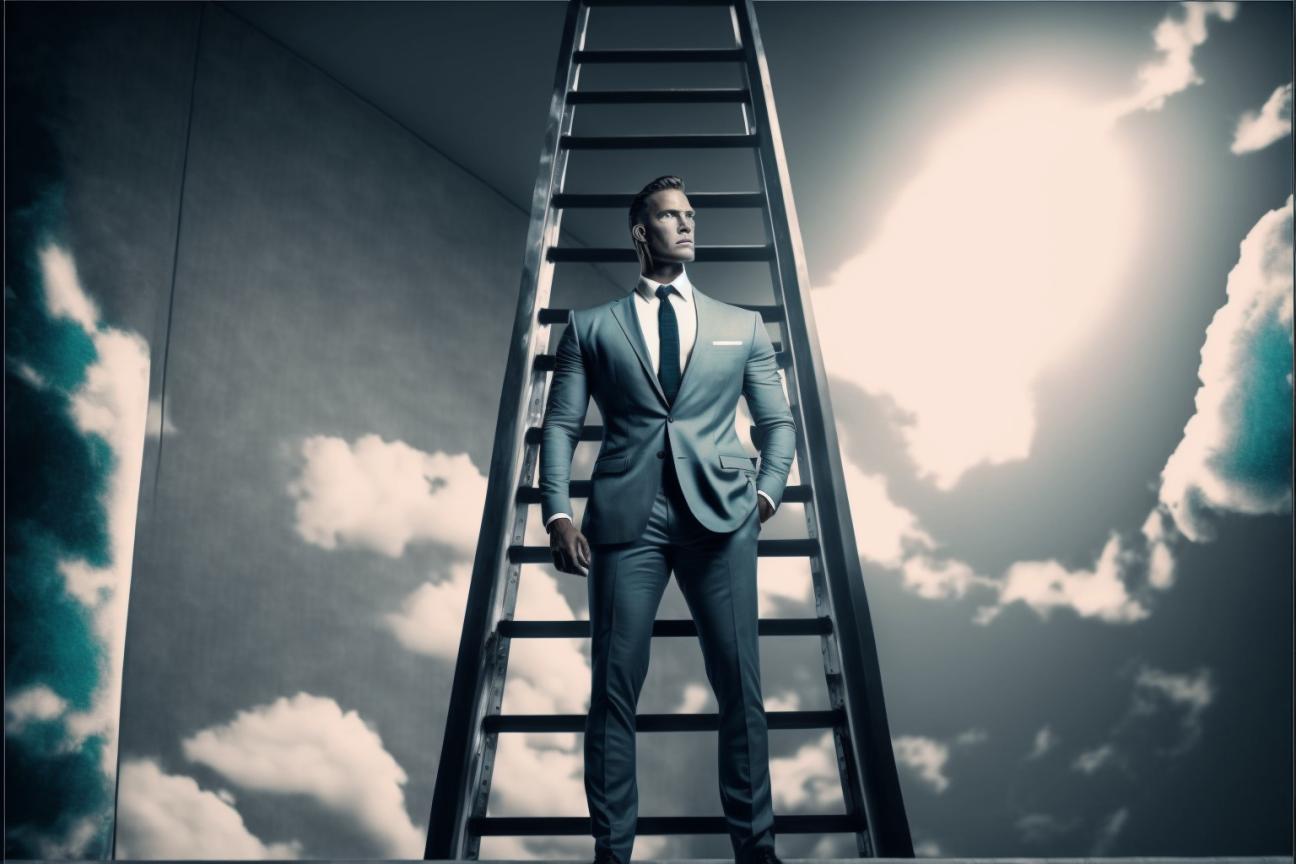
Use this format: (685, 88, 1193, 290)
(635, 268, 693, 304)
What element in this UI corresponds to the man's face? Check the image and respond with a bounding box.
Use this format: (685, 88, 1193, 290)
(633, 188, 695, 264)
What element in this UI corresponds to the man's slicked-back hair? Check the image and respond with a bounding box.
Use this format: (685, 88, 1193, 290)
(629, 175, 686, 234)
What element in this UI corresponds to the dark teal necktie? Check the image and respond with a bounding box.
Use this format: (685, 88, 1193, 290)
(655, 284, 681, 403)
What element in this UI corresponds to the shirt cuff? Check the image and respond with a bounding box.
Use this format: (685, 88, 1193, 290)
(545, 512, 573, 530)
(756, 490, 776, 513)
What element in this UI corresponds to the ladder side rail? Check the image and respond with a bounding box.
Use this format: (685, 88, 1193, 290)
(735, 44, 872, 856)
(769, 328, 872, 857)
(731, 17, 873, 855)
(732, 0, 915, 857)
(424, 1, 591, 857)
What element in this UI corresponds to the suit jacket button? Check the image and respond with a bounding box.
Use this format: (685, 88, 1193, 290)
(667, 416, 674, 423)
(657, 451, 665, 459)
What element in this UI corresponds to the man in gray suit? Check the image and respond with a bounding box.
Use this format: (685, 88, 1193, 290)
(542, 175, 797, 864)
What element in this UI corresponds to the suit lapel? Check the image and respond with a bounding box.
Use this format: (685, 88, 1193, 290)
(610, 291, 668, 406)
(675, 287, 710, 401)
(610, 285, 715, 407)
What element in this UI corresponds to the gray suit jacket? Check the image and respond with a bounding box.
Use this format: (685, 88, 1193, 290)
(540, 286, 797, 545)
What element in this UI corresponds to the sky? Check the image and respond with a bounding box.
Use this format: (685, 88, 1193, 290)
(5, 1, 1292, 861)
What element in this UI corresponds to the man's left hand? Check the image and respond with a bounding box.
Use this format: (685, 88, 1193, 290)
(757, 495, 774, 524)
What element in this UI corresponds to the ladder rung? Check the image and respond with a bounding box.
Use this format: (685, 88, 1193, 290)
(538, 307, 571, 325)
(573, 48, 746, 64)
(562, 134, 757, 150)
(546, 245, 774, 263)
(567, 88, 749, 105)
(471, 814, 864, 836)
(733, 303, 786, 322)
(540, 306, 783, 323)
(509, 538, 817, 564)
(509, 349, 782, 369)
(534, 347, 789, 372)
(584, 0, 736, 5)
(515, 482, 813, 505)
(499, 617, 832, 639)
(552, 192, 765, 209)
(524, 424, 603, 444)
(484, 709, 843, 734)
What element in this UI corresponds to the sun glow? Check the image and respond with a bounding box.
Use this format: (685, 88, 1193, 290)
(814, 85, 1141, 488)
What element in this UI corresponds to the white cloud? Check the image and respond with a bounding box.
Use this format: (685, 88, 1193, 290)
(871, 128, 1288, 632)
(770, 731, 844, 810)
(1232, 82, 1293, 155)
(40, 244, 100, 334)
(145, 397, 178, 438)
(763, 689, 801, 713)
(5, 685, 69, 733)
(892, 735, 951, 794)
(815, 86, 1139, 488)
(912, 838, 944, 857)
(383, 561, 473, 658)
(1140, 508, 1178, 590)
(978, 533, 1151, 625)
(1158, 196, 1294, 542)
(115, 759, 301, 860)
(64, 331, 150, 778)
(757, 555, 814, 616)
(387, 562, 592, 719)
(391, 550, 595, 840)
(809, 835, 853, 859)
(23, 816, 107, 860)
(891, 728, 986, 797)
(479, 835, 668, 863)
(12, 360, 47, 389)
(901, 554, 996, 602)
(487, 734, 588, 818)
(28, 245, 152, 787)
(288, 435, 487, 557)
(677, 683, 714, 714)
(840, 457, 932, 568)
(1072, 743, 1118, 775)
(836, 431, 1164, 626)
(1106, 2, 1238, 119)
(1128, 664, 1215, 754)
(1064, 665, 1214, 787)
(836, 424, 999, 605)
(502, 571, 591, 717)
(1026, 724, 1060, 760)
(1091, 806, 1131, 855)
(491, 563, 590, 814)
(1015, 812, 1080, 844)
(181, 693, 424, 858)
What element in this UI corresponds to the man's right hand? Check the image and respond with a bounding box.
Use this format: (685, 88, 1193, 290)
(548, 518, 591, 577)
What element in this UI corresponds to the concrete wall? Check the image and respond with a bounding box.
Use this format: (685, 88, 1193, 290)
(6, 4, 613, 857)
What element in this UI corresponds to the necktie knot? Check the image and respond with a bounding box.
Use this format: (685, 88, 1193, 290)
(655, 284, 673, 302)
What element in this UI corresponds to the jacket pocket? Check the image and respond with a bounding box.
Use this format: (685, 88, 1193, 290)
(710, 341, 747, 353)
(593, 455, 630, 476)
(719, 454, 756, 470)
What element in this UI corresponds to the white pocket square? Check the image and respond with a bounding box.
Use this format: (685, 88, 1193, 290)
(712, 340, 744, 345)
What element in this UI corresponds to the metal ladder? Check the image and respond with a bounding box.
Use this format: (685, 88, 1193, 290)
(425, 0, 913, 858)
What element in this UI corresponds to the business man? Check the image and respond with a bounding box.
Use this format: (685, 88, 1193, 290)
(541, 175, 797, 864)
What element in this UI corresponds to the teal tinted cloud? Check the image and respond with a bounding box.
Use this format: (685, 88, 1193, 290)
(5, 188, 151, 859)
(1160, 196, 1294, 541)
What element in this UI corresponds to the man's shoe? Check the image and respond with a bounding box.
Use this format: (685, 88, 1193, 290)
(591, 848, 621, 864)
(748, 847, 783, 864)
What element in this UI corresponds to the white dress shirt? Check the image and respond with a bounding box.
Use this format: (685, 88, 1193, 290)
(633, 269, 698, 377)
(546, 267, 776, 531)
